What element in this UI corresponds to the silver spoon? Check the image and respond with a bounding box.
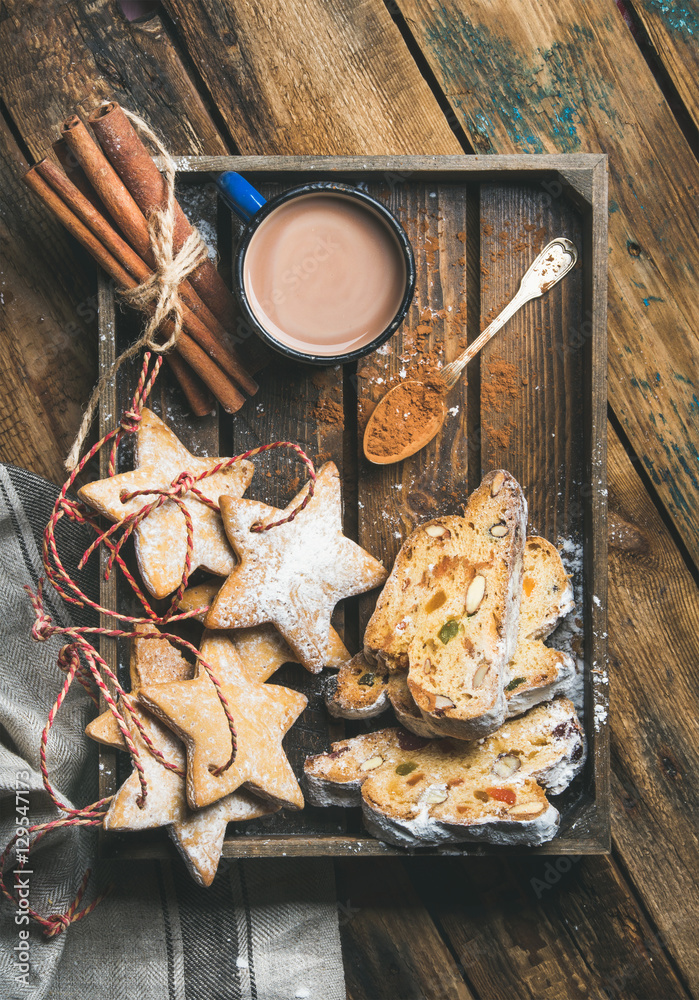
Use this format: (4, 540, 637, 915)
(364, 238, 579, 465)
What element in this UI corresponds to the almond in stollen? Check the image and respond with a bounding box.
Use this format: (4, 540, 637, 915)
(473, 664, 489, 689)
(465, 574, 486, 615)
(424, 524, 450, 538)
(508, 801, 546, 820)
(359, 755, 383, 772)
(491, 754, 521, 779)
(434, 695, 455, 711)
(490, 471, 506, 497)
(422, 786, 448, 805)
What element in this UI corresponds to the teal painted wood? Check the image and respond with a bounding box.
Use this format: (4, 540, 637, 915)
(631, 0, 699, 131)
(393, 0, 699, 570)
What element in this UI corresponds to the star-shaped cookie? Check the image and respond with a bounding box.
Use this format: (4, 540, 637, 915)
(78, 408, 254, 599)
(178, 577, 351, 673)
(205, 462, 387, 672)
(139, 630, 307, 810)
(88, 627, 277, 887)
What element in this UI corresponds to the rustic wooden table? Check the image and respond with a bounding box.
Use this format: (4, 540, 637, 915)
(1, 2, 697, 997)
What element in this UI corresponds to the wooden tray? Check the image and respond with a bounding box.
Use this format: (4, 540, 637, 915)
(97, 154, 608, 858)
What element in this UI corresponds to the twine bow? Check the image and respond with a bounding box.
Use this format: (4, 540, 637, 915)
(65, 108, 209, 472)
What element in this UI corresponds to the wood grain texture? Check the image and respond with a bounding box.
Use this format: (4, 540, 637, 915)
(161, 0, 462, 155)
(394, 0, 699, 567)
(479, 183, 585, 541)
(335, 858, 473, 1000)
(356, 176, 473, 633)
(0, 0, 227, 158)
(630, 0, 699, 131)
(211, 175, 351, 841)
(0, 114, 96, 483)
(607, 423, 699, 995)
(478, 179, 609, 851)
(408, 855, 690, 1000)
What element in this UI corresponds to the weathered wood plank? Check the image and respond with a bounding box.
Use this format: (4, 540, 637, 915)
(394, 0, 699, 566)
(150, 153, 609, 175)
(631, 0, 699, 132)
(0, 0, 227, 159)
(479, 182, 585, 541)
(335, 858, 474, 1000)
(478, 178, 611, 850)
(0, 113, 96, 483)
(356, 176, 473, 632)
(606, 423, 699, 995)
(408, 855, 691, 1000)
(161, 0, 462, 156)
(214, 175, 349, 840)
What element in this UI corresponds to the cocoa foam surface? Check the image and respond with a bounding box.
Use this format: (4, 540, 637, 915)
(243, 193, 406, 356)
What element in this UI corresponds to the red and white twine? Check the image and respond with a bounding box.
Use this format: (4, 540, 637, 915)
(0, 351, 316, 936)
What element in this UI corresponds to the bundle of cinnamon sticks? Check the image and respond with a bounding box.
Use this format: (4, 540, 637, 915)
(24, 102, 262, 416)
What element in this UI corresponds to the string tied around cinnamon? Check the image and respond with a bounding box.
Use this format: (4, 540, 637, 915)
(117, 108, 209, 353)
(65, 108, 209, 473)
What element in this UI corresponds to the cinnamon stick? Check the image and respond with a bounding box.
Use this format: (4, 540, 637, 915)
(53, 137, 108, 216)
(60, 115, 257, 393)
(60, 116, 152, 259)
(24, 166, 245, 414)
(88, 102, 237, 330)
(164, 354, 215, 416)
(35, 158, 257, 396)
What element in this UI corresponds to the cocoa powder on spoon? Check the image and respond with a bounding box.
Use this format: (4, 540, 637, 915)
(364, 378, 446, 458)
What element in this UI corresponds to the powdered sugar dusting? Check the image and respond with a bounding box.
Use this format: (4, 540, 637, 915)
(103, 632, 277, 886)
(549, 538, 585, 718)
(79, 409, 253, 599)
(207, 463, 387, 671)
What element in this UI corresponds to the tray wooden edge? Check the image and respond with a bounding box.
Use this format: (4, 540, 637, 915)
(94, 153, 611, 859)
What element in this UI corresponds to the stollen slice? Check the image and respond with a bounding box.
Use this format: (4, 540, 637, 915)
(91, 626, 277, 887)
(304, 698, 585, 848)
(327, 535, 574, 724)
(324, 650, 390, 720)
(390, 536, 576, 735)
(205, 461, 387, 673)
(139, 630, 307, 810)
(364, 470, 527, 740)
(78, 408, 254, 599)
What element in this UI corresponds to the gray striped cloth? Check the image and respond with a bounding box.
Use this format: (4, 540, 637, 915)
(0, 464, 346, 1000)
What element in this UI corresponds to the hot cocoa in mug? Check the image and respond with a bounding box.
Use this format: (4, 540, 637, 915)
(216, 174, 416, 364)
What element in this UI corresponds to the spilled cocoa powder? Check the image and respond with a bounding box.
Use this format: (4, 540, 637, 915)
(480, 358, 519, 413)
(480, 358, 521, 451)
(364, 378, 446, 458)
(312, 397, 344, 426)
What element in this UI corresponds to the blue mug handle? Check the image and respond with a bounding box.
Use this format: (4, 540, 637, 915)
(216, 171, 267, 222)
